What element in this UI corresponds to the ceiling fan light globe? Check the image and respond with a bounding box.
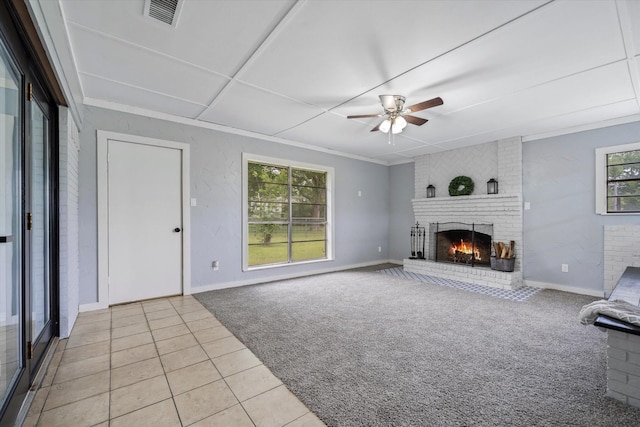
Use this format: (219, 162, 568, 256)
(379, 119, 392, 133)
(391, 116, 407, 134)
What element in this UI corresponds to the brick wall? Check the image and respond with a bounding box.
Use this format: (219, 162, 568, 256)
(604, 225, 640, 297)
(414, 141, 498, 199)
(58, 107, 80, 338)
(412, 194, 523, 272)
(498, 137, 522, 196)
(410, 137, 523, 280)
(606, 329, 640, 408)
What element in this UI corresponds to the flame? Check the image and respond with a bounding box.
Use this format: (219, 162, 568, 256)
(450, 239, 481, 260)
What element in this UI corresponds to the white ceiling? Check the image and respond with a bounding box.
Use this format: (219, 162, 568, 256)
(49, 0, 640, 163)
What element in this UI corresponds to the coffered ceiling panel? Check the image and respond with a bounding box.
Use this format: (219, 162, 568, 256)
(239, 0, 548, 108)
(69, 25, 228, 106)
(404, 62, 635, 146)
(622, 0, 640, 57)
(336, 0, 626, 120)
(34, 0, 640, 164)
(61, 0, 296, 76)
(198, 82, 324, 135)
(277, 111, 395, 152)
(81, 74, 208, 119)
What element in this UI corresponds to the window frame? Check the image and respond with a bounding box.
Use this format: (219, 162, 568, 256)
(242, 153, 334, 271)
(596, 141, 640, 215)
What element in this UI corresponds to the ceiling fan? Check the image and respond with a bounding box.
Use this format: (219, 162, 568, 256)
(347, 95, 444, 134)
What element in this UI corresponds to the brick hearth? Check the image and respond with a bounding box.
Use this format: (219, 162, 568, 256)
(404, 258, 523, 290)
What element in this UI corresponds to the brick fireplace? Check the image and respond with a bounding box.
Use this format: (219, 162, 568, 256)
(404, 137, 523, 290)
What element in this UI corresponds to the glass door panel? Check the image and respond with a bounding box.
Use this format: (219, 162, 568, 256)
(29, 99, 50, 350)
(0, 38, 22, 412)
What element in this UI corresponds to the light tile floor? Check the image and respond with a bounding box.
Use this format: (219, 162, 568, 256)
(22, 295, 326, 427)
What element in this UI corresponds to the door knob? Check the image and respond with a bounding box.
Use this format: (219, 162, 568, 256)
(174, 227, 181, 232)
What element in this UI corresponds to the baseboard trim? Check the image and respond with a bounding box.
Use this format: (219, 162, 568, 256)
(524, 280, 604, 298)
(191, 260, 393, 294)
(77, 259, 400, 310)
(78, 301, 109, 313)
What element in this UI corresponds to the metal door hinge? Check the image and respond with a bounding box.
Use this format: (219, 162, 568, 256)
(27, 341, 33, 359)
(28, 82, 32, 101)
(27, 212, 33, 231)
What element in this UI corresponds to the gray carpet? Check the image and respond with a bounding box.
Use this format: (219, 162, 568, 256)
(195, 269, 640, 426)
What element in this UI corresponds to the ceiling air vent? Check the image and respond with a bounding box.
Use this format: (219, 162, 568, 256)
(144, 0, 183, 27)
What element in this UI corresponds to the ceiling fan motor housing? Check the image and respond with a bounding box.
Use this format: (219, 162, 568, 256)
(379, 95, 406, 113)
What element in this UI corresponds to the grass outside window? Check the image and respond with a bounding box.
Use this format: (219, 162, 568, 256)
(246, 160, 329, 268)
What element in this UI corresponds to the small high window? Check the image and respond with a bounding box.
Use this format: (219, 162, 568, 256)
(606, 149, 640, 213)
(596, 142, 640, 214)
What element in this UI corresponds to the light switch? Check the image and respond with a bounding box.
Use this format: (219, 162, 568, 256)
(191, 198, 197, 207)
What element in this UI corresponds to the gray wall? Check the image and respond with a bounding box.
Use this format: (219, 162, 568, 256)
(522, 121, 640, 294)
(78, 106, 390, 304)
(77, 106, 640, 301)
(389, 162, 415, 261)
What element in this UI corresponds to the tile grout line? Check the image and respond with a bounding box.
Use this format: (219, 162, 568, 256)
(29, 296, 323, 426)
(191, 298, 319, 427)
(173, 297, 246, 426)
(156, 301, 182, 426)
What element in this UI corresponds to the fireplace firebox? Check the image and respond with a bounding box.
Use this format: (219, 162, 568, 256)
(429, 223, 493, 267)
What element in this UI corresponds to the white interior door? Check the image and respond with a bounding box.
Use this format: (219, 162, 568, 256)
(107, 140, 183, 305)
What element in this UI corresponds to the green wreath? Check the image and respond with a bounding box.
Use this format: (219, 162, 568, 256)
(448, 176, 474, 196)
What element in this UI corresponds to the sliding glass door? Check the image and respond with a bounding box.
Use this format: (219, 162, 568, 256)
(28, 88, 54, 368)
(0, 35, 22, 415)
(0, 5, 57, 421)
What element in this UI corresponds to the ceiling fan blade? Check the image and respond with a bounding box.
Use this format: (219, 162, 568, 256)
(403, 115, 428, 126)
(405, 97, 444, 113)
(370, 120, 385, 132)
(347, 113, 382, 119)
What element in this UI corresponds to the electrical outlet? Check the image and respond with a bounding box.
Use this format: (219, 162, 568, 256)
(212, 260, 219, 271)
(561, 264, 569, 273)
(378, 246, 382, 253)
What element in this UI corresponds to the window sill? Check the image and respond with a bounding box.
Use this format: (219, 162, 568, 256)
(243, 257, 333, 272)
(597, 212, 640, 216)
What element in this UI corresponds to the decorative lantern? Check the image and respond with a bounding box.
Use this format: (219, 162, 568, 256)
(426, 185, 435, 198)
(487, 178, 498, 195)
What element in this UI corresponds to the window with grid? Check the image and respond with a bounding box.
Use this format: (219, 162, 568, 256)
(606, 149, 640, 213)
(244, 157, 331, 268)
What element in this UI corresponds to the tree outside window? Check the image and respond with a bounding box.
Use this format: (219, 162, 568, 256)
(247, 161, 327, 267)
(607, 149, 640, 213)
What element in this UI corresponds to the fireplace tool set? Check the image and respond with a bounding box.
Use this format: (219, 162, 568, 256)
(410, 222, 426, 259)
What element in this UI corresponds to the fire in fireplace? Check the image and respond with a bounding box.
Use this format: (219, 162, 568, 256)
(430, 223, 493, 267)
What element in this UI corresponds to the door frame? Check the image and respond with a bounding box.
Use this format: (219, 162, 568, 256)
(0, 2, 60, 422)
(92, 130, 191, 311)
